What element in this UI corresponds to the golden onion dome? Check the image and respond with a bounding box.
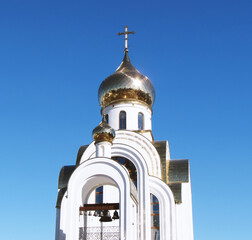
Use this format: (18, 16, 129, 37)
(92, 116, 115, 144)
(98, 53, 155, 108)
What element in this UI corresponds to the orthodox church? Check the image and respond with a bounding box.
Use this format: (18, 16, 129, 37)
(55, 26, 194, 240)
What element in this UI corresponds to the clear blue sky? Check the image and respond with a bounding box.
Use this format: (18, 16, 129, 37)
(0, 0, 251, 239)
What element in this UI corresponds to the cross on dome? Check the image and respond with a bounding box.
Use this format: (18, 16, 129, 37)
(118, 25, 135, 53)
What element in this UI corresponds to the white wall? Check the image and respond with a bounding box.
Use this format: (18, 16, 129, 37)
(175, 179, 194, 240)
(57, 131, 194, 240)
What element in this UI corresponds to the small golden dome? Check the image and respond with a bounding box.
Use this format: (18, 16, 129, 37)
(92, 116, 115, 144)
(98, 53, 155, 108)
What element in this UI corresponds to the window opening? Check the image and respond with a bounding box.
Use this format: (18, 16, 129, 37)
(151, 194, 160, 240)
(105, 114, 109, 123)
(119, 111, 126, 129)
(138, 112, 144, 130)
(95, 186, 103, 204)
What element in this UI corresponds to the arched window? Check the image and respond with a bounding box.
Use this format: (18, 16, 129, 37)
(112, 156, 137, 188)
(151, 194, 160, 240)
(119, 111, 126, 129)
(138, 112, 144, 130)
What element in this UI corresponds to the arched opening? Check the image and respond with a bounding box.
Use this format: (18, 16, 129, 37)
(119, 111, 126, 129)
(66, 159, 136, 240)
(149, 176, 177, 240)
(112, 156, 137, 188)
(81, 183, 120, 240)
(138, 112, 144, 130)
(151, 193, 160, 240)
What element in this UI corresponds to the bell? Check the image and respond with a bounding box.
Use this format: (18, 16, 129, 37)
(98, 210, 103, 217)
(84, 211, 88, 216)
(112, 210, 119, 220)
(99, 210, 112, 222)
(88, 211, 92, 216)
(93, 211, 98, 217)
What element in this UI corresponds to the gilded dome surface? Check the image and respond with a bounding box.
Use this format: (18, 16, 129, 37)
(92, 116, 115, 144)
(98, 53, 155, 108)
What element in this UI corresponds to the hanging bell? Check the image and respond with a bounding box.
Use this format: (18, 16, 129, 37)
(98, 210, 103, 217)
(99, 210, 112, 222)
(112, 210, 119, 220)
(93, 211, 98, 217)
(88, 211, 92, 216)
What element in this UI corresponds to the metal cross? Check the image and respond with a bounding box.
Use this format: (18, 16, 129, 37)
(118, 26, 135, 53)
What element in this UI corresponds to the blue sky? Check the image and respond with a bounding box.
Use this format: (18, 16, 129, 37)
(0, 0, 251, 239)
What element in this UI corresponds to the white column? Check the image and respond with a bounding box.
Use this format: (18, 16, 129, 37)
(95, 142, 112, 158)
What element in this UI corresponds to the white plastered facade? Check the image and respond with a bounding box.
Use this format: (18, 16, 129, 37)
(55, 59, 194, 239)
(55, 126, 193, 239)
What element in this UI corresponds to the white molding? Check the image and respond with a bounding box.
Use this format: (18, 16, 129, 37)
(62, 158, 134, 240)
(149, 176, 177, 240)
(80, 131, 161, 177)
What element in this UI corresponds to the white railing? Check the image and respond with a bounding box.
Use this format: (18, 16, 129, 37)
(79, 226, 119, 240)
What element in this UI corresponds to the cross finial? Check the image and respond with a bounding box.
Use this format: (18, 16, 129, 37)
(118, 26, 135, 53)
